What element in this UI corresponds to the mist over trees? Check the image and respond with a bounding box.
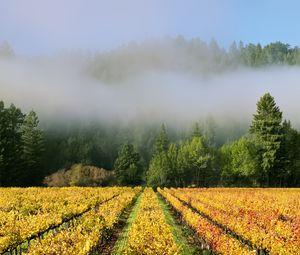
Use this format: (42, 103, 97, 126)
(0, 41, 14, 58)
(2, 38, 300, 127)
(2, 38, 300, 83)
(87, 38, 300, 83)
(2, 38, 300, 187)
(219, 93, 300, 187)
(1, 91, 300, 187)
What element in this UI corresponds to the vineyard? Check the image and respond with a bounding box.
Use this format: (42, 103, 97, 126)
(0, 188, 300, 254)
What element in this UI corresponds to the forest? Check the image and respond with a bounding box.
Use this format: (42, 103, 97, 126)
(1, 38, 300, 187)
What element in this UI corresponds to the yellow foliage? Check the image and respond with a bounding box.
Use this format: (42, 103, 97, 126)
(125, 188, 180, 255)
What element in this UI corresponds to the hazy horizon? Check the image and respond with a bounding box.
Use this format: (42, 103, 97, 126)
(1, 0, 300, 131)
(1, 38, 300, 129)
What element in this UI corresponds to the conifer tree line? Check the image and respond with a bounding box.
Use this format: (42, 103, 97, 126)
(0, 101, 44, 186)
(83, 40, 300, 84)
(3, 40, 300, 83)
(1, 93, 300, 187)
(114, 93, 300, 188)
(86, 39, 300, 83)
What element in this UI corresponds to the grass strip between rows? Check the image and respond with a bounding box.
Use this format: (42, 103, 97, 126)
(111, 191, 143, 255)
(157, 192, 207, 255)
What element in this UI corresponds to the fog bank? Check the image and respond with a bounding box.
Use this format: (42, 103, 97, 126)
(0, 55, 300, 128)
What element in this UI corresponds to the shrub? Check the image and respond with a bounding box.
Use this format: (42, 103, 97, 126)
(43, 164, 115, 187)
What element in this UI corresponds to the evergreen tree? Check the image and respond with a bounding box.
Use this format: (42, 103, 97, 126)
(147, 124, 172, 187)
(279, 120, 300, 186)
(113, 143, 142, 185)
(147, 151, 171, 187)
(228, 41, 241, 64)
(250, 93, 283, 186)
(255, 43, 264, 65)
(153, 124, 169, 154)
(167, 143, 179, 186)
(192, 122, 202, 138)
(21, 110, 44, 185)
(203, 116, 217, 146)
(0, 104, 24, 186)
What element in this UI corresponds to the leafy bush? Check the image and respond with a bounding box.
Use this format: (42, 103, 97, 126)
(43, 164, 115, 187)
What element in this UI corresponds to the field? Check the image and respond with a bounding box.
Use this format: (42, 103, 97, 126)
(0, 188, 300, 255)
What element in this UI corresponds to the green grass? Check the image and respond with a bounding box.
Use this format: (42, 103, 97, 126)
(112, 190, 211, 255)
(111, 192, 143, 255)
(157, 192, 211, 255)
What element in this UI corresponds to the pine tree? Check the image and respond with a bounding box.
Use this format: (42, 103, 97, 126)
(167, 143, 179, 186)
(147, 124, 171, 187)
(250, 93, 283, 186)
(153, 124, 169, 154)
(1, 104, 25, 186)
(21, 110, 44, 185)
(192, 122, 202, 138)
(113, 143, 142, 185)
(278, 120, 300, 187)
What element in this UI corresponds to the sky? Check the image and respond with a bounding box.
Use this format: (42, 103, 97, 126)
(0, 0, 300, 55)
(1, 0, 300, 128)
